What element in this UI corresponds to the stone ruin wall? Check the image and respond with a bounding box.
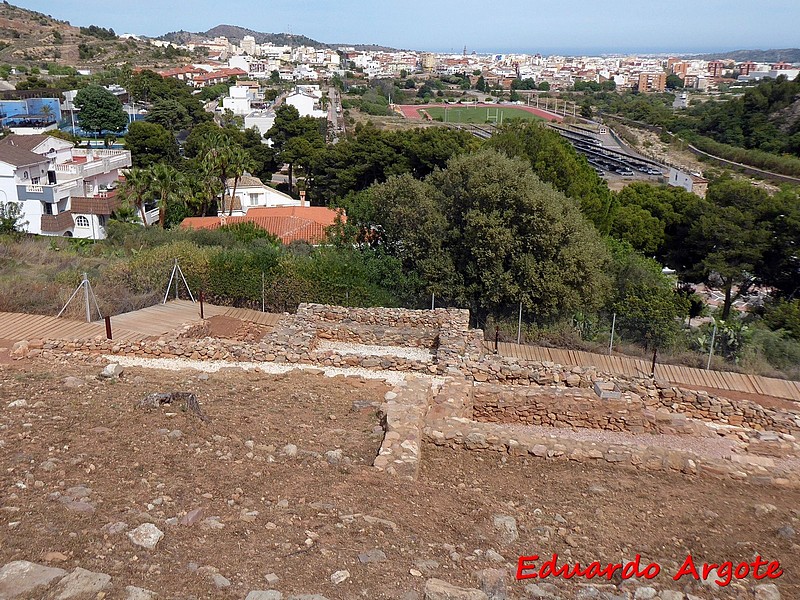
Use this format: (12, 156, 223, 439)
(12, 303, 800, 486)
(16, 302, 800, 435)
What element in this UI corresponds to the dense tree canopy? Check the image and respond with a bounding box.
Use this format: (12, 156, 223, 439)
(362, 149, 610, 320)
(125, 121, 179, 168)
(488, 122, 615, 233)
(74, 85, 128, 136)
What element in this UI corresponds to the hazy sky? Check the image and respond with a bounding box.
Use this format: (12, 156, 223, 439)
(12, 0, 800, 54)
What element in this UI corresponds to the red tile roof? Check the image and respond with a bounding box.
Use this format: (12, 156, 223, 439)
(179, 206, 345, 245)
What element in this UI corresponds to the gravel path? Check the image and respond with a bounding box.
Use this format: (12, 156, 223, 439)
(316, 340, 434, 362)
(103, 355, 443, 386)
(501, 422, 741, 460)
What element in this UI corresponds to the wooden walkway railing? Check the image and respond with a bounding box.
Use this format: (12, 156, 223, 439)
(489, 342, 800, 402)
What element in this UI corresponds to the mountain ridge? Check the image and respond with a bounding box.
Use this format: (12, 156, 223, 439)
(159, 24, 398, 52)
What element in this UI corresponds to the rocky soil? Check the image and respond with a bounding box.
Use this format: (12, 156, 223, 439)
(1, 360, 798, 599)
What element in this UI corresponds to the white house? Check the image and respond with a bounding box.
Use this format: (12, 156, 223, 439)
(284, 89, 326, 119)
(0, 134, 132, 239)
(222, 85, 256, 116)
(220, 174, 300, 216)
(668, 167, 708, 198)
(244, 110, 276, 139)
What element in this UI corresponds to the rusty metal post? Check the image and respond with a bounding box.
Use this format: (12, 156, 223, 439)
(104, 316, 112, 340)
(199, 290, 204, 319)
(495, 326, 499, 352)
(651, 347, 658, 378)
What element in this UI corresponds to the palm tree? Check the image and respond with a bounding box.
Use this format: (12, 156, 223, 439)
(118, 167, 152, 226)
(226, 146, 255, 216)
(201, 133, 254, 216)
(151, 163, 183, 228)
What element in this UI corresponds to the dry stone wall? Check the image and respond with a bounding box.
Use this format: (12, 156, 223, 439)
(11, 302, 800, 487)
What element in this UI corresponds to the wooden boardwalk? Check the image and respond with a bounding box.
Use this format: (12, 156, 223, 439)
(0, 300, 282, 344)
(489, 342, 800, 402)
(0, 312, 145, 343)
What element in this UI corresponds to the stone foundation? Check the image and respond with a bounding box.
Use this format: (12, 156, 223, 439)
(12, 302, 800, 487)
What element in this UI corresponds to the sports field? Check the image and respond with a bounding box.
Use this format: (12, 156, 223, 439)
(423, 105, 547, 124)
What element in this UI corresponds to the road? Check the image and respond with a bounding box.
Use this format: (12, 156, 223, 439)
(327, 86, 344, 142)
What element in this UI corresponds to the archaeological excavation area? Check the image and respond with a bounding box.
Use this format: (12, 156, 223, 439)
(0, 303, 798, 599)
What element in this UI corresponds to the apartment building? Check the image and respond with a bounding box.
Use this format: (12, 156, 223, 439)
(0, 134, 132, 239)
(637, 72, 666, 93)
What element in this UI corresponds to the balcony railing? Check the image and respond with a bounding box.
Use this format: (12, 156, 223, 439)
(40, 211, 74, 233)
(70, 192, 122, 216)
(18, 180, 77, 203)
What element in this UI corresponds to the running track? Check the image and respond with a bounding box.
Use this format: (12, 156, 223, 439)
(396, 103, 564, 122)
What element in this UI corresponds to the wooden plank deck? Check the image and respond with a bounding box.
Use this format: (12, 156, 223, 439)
(489, 340, 800, 402)
(0, 300, 283, 345)
(0, 312, 144, 343)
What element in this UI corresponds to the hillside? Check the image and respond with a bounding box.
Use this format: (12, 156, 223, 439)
(161, 25, 327, 49)
(0, 2, 188, 69)
(160, 24, 399, 52)
(695, 48, 800, 63)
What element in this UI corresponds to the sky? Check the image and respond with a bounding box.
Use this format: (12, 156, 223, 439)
(12, 0, 800, 55)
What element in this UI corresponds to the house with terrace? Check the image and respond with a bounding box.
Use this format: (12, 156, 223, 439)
(0, 134, 132, 239)
(220, 174, 301, 216)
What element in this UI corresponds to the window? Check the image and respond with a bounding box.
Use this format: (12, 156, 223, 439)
(75, 216, 90, 228)
(31, 177, 40, 184)
(249, 193, 259, 206)
(22, 171, 28, 180)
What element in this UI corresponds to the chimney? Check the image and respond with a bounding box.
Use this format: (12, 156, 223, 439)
(299, 190, 306, 208)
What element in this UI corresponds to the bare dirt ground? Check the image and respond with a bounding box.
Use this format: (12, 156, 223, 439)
(1, 360, 799, 599)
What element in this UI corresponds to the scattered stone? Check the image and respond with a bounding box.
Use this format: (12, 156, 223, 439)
(127, 523, 164, 549)
(264, 573, 279, 585)
(325, 449, 344, 465)
(168, 430, 183, 440)
(524, 582, 561, 599)
(424, 578, 489, 600)
(212, 573, 231, 589)
(330, 569, 350, 584)
(358, 549, 387, 564)
(42, 552, 69, 563)
(49, 567, 111, 599)
(475, 568, 507, 600)
(201, 516, 225, 530)
(777, 524, 795, 539)
(754, 504, 778, 518)
(414, 559, 440, 575)
(7, 399, 27, 408)
(659, 591, 684, 600)
(492, 515, 518, 545)
(61, 498, 95, 514)
(754, 583, 781, 600)
(484, 550, 505, 563)
(246, 593, 283, 600)
(101, 521, 128, 535)
(100, 363, 124, 378)
(0, 560, 67, 599)
(63, 377, 84, 388)
(633, 587, 657, 600)
(276, 499, 289, 509)
(180, 508, 204, 526)
(125, 586, 159, 600)
(282, 444, 298, 457)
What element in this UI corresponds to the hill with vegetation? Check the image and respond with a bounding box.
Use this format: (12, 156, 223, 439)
(161, 25, 327, 49)
(160, 24, 398, 52)
(0, 2, 192, 69)
(694, 48, 800, 63)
